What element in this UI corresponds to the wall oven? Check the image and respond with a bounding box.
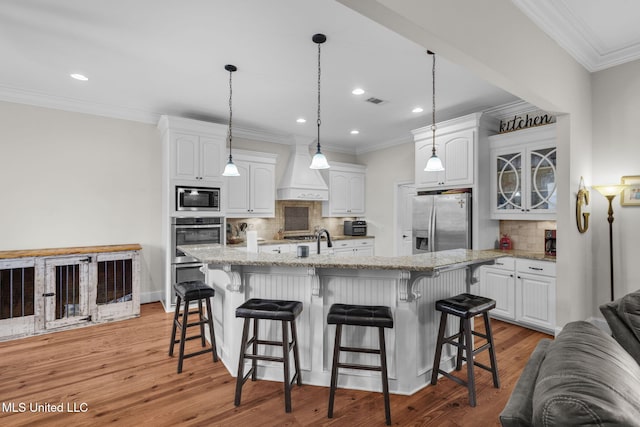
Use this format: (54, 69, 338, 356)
(176, 186, 220, 212)
(171, 217, 223, 302)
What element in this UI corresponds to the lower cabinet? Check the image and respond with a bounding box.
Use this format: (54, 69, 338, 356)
(0, 245, 140, 340)
(333, 239, 375, 257)
(478, 257, 555, 334)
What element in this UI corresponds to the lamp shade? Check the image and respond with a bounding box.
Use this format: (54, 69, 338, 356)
(222, 160, 240, 177)
(424, 154, 444, 172)
(310, 151, 330, 169)
(593, 184, 628, 197)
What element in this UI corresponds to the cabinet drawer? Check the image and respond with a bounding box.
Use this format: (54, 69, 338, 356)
(490, 257, 515, 271)
(516, 259, 555, 276)
(355, 239, 374, 247)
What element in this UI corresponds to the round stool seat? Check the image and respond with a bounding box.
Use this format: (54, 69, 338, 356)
(174, 280, 215, 301)
(435, 293, 496, 319)
(236, 298, 302, 321)
(327, 303, 393, 328)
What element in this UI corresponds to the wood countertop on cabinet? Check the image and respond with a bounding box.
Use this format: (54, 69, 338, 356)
(0, 244, 142, 259)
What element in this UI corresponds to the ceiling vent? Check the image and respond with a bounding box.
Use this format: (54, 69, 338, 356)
(366, 97, 386, 105)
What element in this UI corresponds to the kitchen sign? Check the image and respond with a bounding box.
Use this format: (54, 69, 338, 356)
(499, 113, 554, 133)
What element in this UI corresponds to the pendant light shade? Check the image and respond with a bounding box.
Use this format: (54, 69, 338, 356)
(310, 33, 330, 170)
(424, 51, 444, 172)
(222, 64, 240, 177)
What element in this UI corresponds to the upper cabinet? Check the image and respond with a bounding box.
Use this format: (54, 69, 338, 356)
(172, 133, 225, 182)
(226, 150, 277, 218)
(158, 116, 227, 186)
(489, 124, 557, 220)
(413, 113, 481, 190)
(321, 162, 366, 217)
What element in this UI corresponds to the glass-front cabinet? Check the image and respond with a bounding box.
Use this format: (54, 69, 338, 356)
(490, 124, 557, 220)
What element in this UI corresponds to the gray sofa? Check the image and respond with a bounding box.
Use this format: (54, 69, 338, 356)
(499, 320, 640, 426)
(600, 289, 640, 364)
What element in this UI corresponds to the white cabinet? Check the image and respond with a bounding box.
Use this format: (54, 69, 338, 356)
(489, 124, 557, 220)
(515, 259, 556, 333)
(258, 244, 291, 254)
(226, 150, 277, 218)
(413, 113, 480, 190)
(332, 238, 374, 257)
(478, 257, 516, 320)
(478, 257, 555, 334)
(172, 133, 225, 183)
(321, 162, 366, 217)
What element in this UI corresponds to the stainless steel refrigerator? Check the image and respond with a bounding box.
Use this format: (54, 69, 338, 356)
(412, 191, 471, 253)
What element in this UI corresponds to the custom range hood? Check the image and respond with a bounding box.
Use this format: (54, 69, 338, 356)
(277, 138, 329, 200)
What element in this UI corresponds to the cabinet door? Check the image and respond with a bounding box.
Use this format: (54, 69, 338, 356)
(415, 140, 444, 187)
(492, 148, 524, 214)
(173, 133, 200, 180)
(479, 266, 515, 320)
(527, 146, 557, 214)
(347, 173, 365, 214)
(43, 256, 91, 330)
(250, 163, 276, 215)
(516, 273, 555, 332)
(442, 130, 474, 187)
(329, 172, 350, 214)
(94, 251, 140, 321)
(0, 258, 37, 339)
(200, 137, 224, 181)
(226, 161, 251, 215)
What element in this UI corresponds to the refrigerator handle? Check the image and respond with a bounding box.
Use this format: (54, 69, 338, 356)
(429, 202, 436, 252)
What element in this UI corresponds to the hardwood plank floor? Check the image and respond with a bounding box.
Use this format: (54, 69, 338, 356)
(0, 303, 550, 426)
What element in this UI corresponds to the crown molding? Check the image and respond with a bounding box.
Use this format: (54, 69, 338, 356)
(482, 100, 537, 120)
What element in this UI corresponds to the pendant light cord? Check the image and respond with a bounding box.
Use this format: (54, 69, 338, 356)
(431, 51, 437, 155)
(227, 67, 233, 162)
(316, 41, 322, 153)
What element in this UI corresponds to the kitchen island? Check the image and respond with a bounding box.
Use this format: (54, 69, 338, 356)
(178, 245, 504, 395)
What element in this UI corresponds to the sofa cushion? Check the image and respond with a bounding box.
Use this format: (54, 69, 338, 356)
(617, 290, 640, 343)
(532, 321, 640, 426)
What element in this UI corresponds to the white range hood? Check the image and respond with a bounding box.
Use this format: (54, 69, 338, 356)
(277, 139, 329, 201)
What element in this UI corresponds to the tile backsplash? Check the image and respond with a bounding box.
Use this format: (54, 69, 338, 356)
(499, 220, 556, 252)
(227, 201, 356, 241)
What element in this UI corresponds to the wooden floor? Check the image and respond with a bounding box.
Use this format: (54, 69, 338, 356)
(0, 302, 550, 427)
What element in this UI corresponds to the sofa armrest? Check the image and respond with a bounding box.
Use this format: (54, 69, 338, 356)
(499, 339, 552, 427)
(600, 299, 640, 364)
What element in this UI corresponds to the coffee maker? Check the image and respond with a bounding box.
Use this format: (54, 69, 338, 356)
(544, 229, 556, 256)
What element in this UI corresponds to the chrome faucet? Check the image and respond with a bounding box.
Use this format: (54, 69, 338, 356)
(316, 228, 333, 254)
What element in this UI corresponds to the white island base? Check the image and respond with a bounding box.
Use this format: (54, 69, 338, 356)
(204, 262, 488, 395)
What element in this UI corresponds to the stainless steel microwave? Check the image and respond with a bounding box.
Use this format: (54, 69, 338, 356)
(176, 186, 220, 211)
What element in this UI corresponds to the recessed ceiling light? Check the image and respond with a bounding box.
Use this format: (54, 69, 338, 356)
(351, 88, 365, 95)
(70, 73, 88, 81)
(412, 107, 423, 113)
(296, 118, 306, 123)
(350, 130, 360, 135)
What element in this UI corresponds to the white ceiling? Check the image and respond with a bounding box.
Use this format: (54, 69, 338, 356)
(514, 0, 640, 72)
(1, 1, 637, 154)
(0, 0, 517, 154)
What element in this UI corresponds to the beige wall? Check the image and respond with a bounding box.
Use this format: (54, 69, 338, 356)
(339, 0, 594, 325)
(592, 59, 640, 301)
(0, 101, 163, 302)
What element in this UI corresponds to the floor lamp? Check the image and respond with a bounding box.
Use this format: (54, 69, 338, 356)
(593, 184, 628, 301)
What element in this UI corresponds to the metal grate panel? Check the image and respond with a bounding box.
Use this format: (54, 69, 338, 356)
(0, 267, 35, 319)
(97, 259, 132, 305)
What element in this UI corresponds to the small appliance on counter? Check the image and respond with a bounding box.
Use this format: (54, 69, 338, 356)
(500, 234, 513, 250)
(545, 229, 556, 256)
(343, 220, 367, 236)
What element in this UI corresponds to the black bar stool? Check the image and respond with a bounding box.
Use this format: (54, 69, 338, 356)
(234, 298, 303, 413)
(327, 303, 394, 426)
(430, 293, 500, 407)
(168, 280, 218, 374)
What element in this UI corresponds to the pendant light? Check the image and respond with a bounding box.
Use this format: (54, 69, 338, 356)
(424, 50, 444, 172)
(222, 64, 240, 177)
(310, 33, 330, 169)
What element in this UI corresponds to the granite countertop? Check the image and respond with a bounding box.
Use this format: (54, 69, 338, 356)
(0, 244, 143, 259)
(178, 245, 506, 273)
(491, 249, 556, 262)
(227, 235, 374, 247)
